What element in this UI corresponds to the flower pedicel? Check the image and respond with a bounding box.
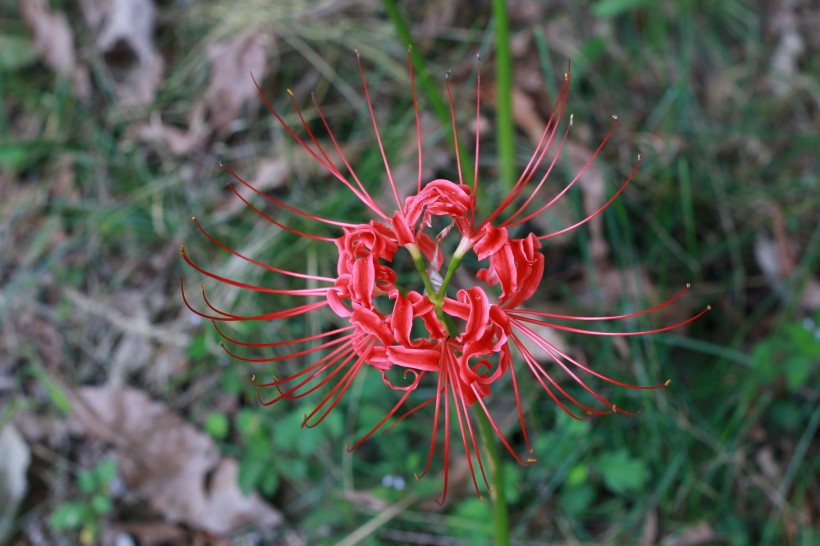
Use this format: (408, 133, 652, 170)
(181, 49, 709, 501)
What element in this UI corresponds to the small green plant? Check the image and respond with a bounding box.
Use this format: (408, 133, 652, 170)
(751, 311, 820, 394)
(49, 458, 118, 545)
(234, 404, 343, 498)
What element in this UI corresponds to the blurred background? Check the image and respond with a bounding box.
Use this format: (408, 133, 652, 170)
(1, 0, 818, 544)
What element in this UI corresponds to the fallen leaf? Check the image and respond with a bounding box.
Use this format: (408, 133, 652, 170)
(132, 100, 209, 155)
(70, 386, 282, 534)
(0, 424, 31, 543)
(768, 0, 805, 98)
(111, 522, 186, 546)
(88, 0, 164, 106)
(662, 521, 721, 546)
(639, 509, 659, 546)
(18, 0, 91, 99)
(206, 33, 273, 136)
(754, 204, 820, 311)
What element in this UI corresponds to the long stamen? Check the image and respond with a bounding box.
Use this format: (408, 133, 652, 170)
(220, 334, 353, 364)
(346, 375, 420, 452)
(445, 71, 464, 187)
(252, 75, 390, 219)
(414, 364, 444, 480)
(511, 284, 693, 321)
(500, 113, 572, 227)
(472, 53, 481, 226)
(506, 115, 620, 230)
(510, 335, 597, 419)
(254, 342, 354, 389)
(255, 345, 357, 405)
(507, 358, 533, 452)
(310, 94, 390, 220)
(222, 165, 345, 237)
(252, 73, 338, 174)
(516, 327, 629, 412)
(439, 356, 451, 505)
(181, 246, 328, 297)
(535, 149, 638, 239)
(450, 375, 484, 500)
(478, 64, 571, 228)
(213, 322, 353, 348)
(471, 386, 532, 466)
(408, 46, 423, 194)
(509, 304, 711, 337)
(274, 346, 359, 401)
(355, 50, 404, 215)
(303, 349, 369, 427)
(192, 217, 336, 282)
(522, 323, 667, 391)
(181, 277, 327, 322)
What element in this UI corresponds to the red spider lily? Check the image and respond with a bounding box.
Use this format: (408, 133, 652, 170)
(181, 48, 709, 502)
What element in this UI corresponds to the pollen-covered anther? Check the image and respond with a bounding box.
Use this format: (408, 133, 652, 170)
(664, 379, 672, 387)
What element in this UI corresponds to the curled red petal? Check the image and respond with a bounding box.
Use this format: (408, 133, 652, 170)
(350, 307, 393, 346)
(473, 224, 509, 261)
(386, 345, 442, 371)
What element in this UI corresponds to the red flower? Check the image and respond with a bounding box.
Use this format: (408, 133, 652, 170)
(182, 49, 708, 502)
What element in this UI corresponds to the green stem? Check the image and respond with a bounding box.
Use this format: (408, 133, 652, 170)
(409, 249, 437, 298)
(435, 253, 464, 302)
(476, 407, 510, 545)
(492, 0, 516, 193)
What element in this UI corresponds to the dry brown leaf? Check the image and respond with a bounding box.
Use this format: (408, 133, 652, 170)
(111, 522, 186, 546)
(0, 424, 30, 542)
(206, 33, 272, 136)
(132, 100, 209, 155)
(87, 0, 164, 106)
(754, 204, 820, 311)
(662, 521, 721, 546)
(511, 85, 544, 144)
(638, 509, 659, 546)
(18, 0, 91, 99)
(70, 386, 282, 534)
(769, 0, 805, 97)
